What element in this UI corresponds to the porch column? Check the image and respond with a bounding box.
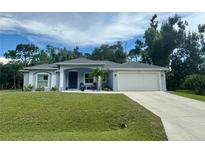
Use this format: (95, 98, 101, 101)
(59, 68, 64, 91)
(97, 76, 102, 90)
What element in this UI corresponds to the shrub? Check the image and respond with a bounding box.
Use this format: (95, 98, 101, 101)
(102, 85, 112, 91)
(24, 84, 33, 91)
(35, 86, 45, 91)
(183, 74, 205, 95)
(51, 86, 58, 91)
(166, 71, 185, 91)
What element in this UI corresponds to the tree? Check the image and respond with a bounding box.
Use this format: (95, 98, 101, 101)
(24, 45, 85, 65)
(150, 14, 158, 29)
(57, 48, 70, 62)
(167, 51, 187, 90)
(31, 50, 50, 65)
(84, 53, 91, 59)
(144, 14, 187, 66)
(181, 32, 204, 75)
(91, 42, 126, 63)
(91, 44, 114, 61)
(130, 14, 187, 66)
(167, 25, 205, 90)
(4, 44, 39, 66)
(0, 62, 23, 89)
(128, 40, 144, 62)
(45, 45, 58, 63)
(71, 46, 83, 59)
(112, 41, 127, 63)
(198, 24, 205, 73)
(183, 74, 205, 95)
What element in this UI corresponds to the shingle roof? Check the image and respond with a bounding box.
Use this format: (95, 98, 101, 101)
(23, 58, 169, 71)
(101, 60, 121, 69)
(24, 63, 58, 70)
(116, 62, 167, 69)
(55, 58, 105, 65)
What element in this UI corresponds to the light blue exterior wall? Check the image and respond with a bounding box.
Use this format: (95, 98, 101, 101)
(23, 72, 29, 87)
(58, 65, 110, 91)
(23, 70, 57, 91)
(23, 66, 167, 91)
(64, 68, 95, 90)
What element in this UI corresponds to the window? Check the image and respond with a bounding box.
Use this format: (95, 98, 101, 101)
(84, 73, 93, 84)
(37, 74, 48, 88)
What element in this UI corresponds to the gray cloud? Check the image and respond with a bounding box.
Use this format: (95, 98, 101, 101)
(0, 12, 204, 46)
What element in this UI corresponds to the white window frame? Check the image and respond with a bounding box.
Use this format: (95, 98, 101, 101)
(36, 73, 49, 88)
(84, 72, 94, 85)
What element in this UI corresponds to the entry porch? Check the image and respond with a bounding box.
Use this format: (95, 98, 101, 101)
(59, 67, 108, 91)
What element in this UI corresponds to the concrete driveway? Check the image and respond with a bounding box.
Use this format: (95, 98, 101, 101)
(123, 91, 205, 141)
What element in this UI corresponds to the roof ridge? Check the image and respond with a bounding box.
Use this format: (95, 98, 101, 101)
(124, 61, 166, 67)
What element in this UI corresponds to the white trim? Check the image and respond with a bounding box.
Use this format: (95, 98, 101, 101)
(159, 72, 162, 91)
(24, 68, 57, 70)
(61, 66, 102, 71)
(19, 70, 29, 72)
(57, 63, 105, 65)
(84, 72, 94, 86)
(109, 68, 169, 71)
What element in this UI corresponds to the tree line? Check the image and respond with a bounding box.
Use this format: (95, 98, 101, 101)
(4, 42, 127, 67)
(1, 14, 205, 91)
(0, 42, 127, 89)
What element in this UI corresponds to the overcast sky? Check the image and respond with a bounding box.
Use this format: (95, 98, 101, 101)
(0, 12, 205, 57)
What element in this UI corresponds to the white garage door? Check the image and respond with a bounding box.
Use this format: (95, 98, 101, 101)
(118, 72, 160, 91)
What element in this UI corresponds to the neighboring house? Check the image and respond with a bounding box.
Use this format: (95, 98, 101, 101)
(21, 58, 169, 91)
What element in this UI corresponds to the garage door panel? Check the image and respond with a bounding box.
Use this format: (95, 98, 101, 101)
(118, 73, 159, 91)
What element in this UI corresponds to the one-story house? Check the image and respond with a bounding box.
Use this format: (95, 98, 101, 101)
(21, 58, 169, 91)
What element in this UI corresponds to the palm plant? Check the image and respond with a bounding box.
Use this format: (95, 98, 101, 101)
(91, 67, 105, 90)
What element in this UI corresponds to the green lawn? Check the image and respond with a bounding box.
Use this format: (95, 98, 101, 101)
(0, 91, 167, 141)
(172, 90, 205, 102)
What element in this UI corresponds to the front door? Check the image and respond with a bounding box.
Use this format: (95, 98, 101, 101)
(69, 72, 78, 89)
